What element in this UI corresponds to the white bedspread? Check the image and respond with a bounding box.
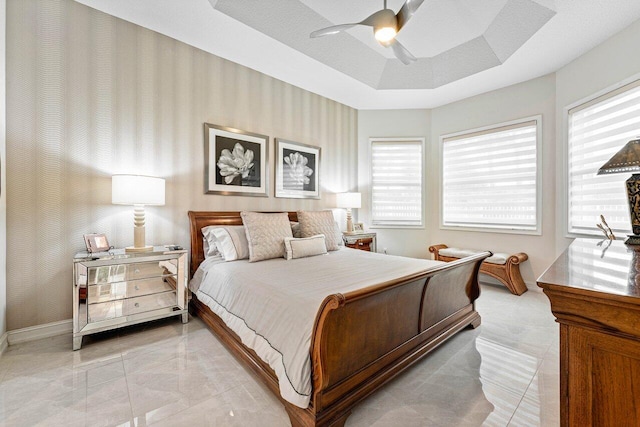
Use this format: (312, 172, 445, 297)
(192, 248, 443, 408)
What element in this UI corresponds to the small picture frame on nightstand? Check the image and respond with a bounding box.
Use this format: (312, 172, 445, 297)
(353, 223, 365, 233)
(83, 233, 110, 254)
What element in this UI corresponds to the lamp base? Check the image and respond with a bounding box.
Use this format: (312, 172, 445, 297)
(125, 245, 154, 253)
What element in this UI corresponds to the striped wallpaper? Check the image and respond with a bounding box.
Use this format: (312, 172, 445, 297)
(6, 0, 358, 330)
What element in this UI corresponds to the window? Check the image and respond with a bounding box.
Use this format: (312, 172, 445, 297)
(568, 80, 640, 236)
(370, 138, 424, 227)
(441, 118, 541, 233)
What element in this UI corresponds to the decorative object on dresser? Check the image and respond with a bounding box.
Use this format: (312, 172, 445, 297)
(275, 138, 320, 199)
(343, 231, 377, 252)
(188, 211, 489, 427)
(598, 137, 640, 244)
(83, 233, 111, 254)
(72, 247, 188, 350)
(336, 191, 361, 233)
(538, 239, 640, 426)
(204, 123, 268, 197)
(353, 222, 365, 232)
(112, 174, 165, 253)
(429, 244, 528, 295)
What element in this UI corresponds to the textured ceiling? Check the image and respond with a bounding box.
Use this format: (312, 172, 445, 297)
(74, 0, 640, 109)
(211, 0, 556, 90)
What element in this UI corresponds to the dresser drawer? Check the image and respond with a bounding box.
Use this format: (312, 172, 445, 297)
(87, 261, 170, 284)
(88, 291, 177, 323)
(87, 276, 176, 304)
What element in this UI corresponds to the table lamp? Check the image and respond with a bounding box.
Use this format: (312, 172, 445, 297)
(598, 137, 640, 245)
(112, 174, 165, 252)
(336, 192, 361, 234)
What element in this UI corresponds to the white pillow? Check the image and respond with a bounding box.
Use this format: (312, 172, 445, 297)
(241, 212, 293, 262)
(202, 225, 249, 261)
(202, 228, 219, 258)
(284, 235, 328, 260)
(297, 210, 343, 251)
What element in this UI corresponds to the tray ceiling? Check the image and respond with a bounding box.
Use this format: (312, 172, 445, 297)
(75, 0, 640, 109)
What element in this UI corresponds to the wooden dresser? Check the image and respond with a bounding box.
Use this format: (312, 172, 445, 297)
(537, 239, 640, 426)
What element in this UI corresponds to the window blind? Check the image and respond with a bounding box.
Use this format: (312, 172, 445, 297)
(442, 120, 539, 231)
(371, 139, 423, 227)
(568, 80, 640, 235)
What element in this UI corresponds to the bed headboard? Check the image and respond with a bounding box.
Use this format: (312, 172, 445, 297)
(187, 211, 299, 278)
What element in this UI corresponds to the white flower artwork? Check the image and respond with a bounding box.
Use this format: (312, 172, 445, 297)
(205, 123, 268, 197)
(284, 152, 313, 186)
(276, 139, 321, 199)
(217, 143, 255, 184)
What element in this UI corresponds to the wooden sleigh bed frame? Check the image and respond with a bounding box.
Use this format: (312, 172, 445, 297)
(188, 211, 490, 427)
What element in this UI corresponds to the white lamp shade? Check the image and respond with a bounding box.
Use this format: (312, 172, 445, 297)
(112, 175, 165, 206)
(336, 192, 361, 209)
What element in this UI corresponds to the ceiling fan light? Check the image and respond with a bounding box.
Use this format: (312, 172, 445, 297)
(374, 26, 397, 43)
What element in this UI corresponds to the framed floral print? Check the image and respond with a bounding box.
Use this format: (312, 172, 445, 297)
(275, 138, 321, 199)
(204, 123, 269, 197)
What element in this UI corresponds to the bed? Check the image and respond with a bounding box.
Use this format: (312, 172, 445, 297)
(188, 211, 490, 427)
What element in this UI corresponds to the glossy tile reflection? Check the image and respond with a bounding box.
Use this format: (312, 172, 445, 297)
(0, 285, 559, 426)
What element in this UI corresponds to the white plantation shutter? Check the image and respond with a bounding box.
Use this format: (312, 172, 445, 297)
(442, 119, 539, 231)
(568, 81, 640, 236)
(371, 139, 423, 227)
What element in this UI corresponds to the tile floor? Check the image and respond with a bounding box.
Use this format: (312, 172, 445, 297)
(0, 284, 559, 426)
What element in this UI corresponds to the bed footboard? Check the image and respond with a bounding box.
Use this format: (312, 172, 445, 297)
(303, 252, 489, 426)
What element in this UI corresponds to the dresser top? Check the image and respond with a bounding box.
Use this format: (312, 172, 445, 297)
(74, 246, 186, 263)
(538, 238, 640, 300)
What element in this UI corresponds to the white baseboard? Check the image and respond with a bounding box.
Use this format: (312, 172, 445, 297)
(0, 331, 8, 356)
(7, 319, 72, 345)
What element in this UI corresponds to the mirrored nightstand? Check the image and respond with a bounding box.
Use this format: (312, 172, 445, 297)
(343, 232, 377, 252)
(72, 247, 188, 350)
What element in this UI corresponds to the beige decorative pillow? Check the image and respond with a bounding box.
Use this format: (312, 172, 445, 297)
(284, 235, 327, 260)
(297, 210, 342, 251)
(241, 212, 293, 262)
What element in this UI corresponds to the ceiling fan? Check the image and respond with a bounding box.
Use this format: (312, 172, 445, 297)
(310, 0, 425, 65)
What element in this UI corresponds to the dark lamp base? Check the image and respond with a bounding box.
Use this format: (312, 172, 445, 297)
(625, 235, 640, 245)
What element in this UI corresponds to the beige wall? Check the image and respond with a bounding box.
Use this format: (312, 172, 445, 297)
(0, 0, 6, 340)
(357, 109, 431, 258)
(358, 75, 556, 285)
(6, 0, 357, 330)
(555, 17, 640, 256)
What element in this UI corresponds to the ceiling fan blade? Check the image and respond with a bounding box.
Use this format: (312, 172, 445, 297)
(390, 39, 417, 65)
(396, 0, 425, 31)
(310, 23, 358, 38)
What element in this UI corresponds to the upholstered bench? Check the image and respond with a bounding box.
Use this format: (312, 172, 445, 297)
(428, 244, 528, 295)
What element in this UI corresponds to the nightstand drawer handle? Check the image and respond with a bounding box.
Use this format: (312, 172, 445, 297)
(134, 268, 140, 273)
(134, 285, 140, 291)
(134, 302, 140, 308)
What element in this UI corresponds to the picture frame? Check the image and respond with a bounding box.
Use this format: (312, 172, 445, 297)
(353, 223, 365, 233)
(275, 138, 321, 199)
(83, 233, 110, 254)
(204, 123, 269, 197)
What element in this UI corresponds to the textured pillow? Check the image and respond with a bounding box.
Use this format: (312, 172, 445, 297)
(241, 212, 293, 262)
(284, 235, 328, 260)
(203, 225, 250, 261)
(297, 210, 342, 251)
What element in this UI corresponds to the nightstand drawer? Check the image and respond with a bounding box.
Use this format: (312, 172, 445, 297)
(346, 237, 373, 251)
(87, 261, 170, 284)
(87, 276, 177, 304)
(88, 291, 177, 323)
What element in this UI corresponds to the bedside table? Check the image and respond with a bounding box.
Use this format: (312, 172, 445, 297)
(343, 232, 377, 252)
(72, 247, 189, 350)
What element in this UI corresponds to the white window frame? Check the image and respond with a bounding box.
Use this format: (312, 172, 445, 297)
(439, 116, 543, 235)
(563, 74, 640, 238)
(369, 137, 425, 229)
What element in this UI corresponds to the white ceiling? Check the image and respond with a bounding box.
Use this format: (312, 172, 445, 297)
(75, 0, 640, 109)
